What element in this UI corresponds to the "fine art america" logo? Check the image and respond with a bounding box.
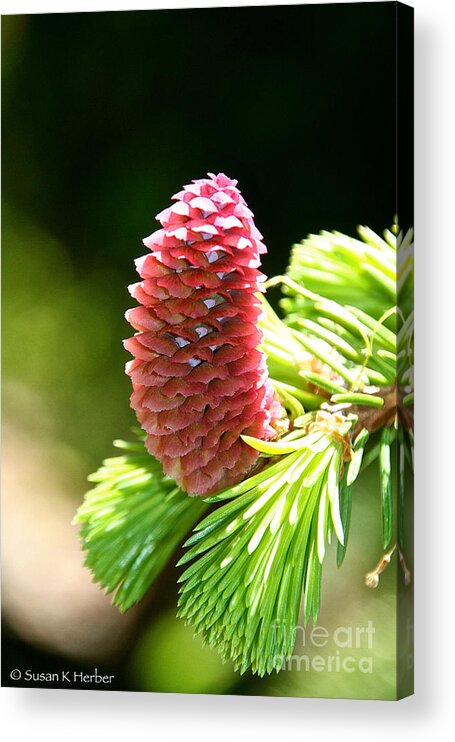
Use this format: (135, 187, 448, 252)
(273, 620, 376, 673)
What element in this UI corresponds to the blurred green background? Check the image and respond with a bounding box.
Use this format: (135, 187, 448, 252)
(2, 4, 407, 698)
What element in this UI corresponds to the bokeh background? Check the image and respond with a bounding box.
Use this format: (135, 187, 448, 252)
(2, 3, 408, 698)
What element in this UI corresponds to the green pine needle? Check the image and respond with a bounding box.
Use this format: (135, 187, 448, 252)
(264, 278, 398, 394)
(283, 226, 397, 321)
(379, 426, 393, 549)
(177, 419, 358, 676)
(336, 474, 352, 568)
(74, 435, 207, 612)
(336, 427, 369, 567)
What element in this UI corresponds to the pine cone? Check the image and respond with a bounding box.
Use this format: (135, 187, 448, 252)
(124, 173, 284, 495)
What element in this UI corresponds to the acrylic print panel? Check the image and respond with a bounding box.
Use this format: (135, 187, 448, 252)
(1, 2, 414, 699)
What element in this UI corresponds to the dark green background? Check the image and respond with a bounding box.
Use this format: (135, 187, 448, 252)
(3, 3, 397, 272)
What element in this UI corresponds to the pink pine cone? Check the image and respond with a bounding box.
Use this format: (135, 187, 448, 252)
(124, 172, 284, 495)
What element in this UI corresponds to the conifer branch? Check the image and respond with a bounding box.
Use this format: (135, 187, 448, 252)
(74, 433, 207, 611)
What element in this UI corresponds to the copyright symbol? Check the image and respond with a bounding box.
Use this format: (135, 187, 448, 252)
(10, 669, 21, 680)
